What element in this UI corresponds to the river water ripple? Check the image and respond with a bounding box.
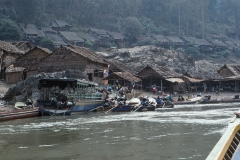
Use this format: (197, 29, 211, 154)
(0, 104, 239, 160)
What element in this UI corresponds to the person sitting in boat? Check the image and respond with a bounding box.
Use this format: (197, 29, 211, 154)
(178, 95, 182, 101)
(165, 94, 173, 102)
(25, 99, 33, 108)
(233, 94, 239, 99)
(118, 87, 125, 97)
(197, 92, 202, 97)
(181, 95, 185, 101)
(156, 96, 162, 104)
(106, 85, 112, 93)
(141, 97, 149, 106)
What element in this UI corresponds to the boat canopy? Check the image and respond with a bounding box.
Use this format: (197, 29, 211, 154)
(38, 78, 77, 90)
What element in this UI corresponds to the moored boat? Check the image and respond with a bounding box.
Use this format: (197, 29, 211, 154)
(0, 103, 39, 121)
(67, 79, 104, 112)
(37, 78, 77, 116)
(173, 97, 202, 105)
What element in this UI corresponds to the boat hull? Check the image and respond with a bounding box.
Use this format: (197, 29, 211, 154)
(38, 105, 72, 116)
(0, 108, 39, 121)
(156, 104, 174, 108)
(72, 100, 104, 112)
(200, 98, 240, 104)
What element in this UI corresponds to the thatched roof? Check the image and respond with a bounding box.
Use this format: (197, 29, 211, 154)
(11, 41, 32, 52)
(151, 34, 170, 43)
(45, 33, 67, 46)
(5, 65, 25, 73)
(59, 31, 84, 42)
(42, 45, 107, 66)
(103, 72, 141, 83)
(107, 31, 126, 40)
(81, 33, 100, 43)
(0, 41, 24, 54)
(211, 40, 228, 47)
(220, 64, 240, 77)
(186, 71, 223, 80)
(138, 64, 182, 79)
(104, 59, 137, 75)
(41, 27, 57, 34)
(165, 36, 184, 44)
(20, 24, 45, 37)
(181, 36, 212, 46)
(16, 46, 51, 59)
(51, 20, 71, 28)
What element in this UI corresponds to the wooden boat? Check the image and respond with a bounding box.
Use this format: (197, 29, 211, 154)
(37, 78, 77, 116)
(206, 110, 240, 160)
(199, 96, 240, 104)
(99, 97, 143, 112)
(0, 103, 39, 121)
(38, 101, 74, 116)
(173, 97, 202, 105)
(67, 79, 104, 112)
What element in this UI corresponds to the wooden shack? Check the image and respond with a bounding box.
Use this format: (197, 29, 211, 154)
(38, 45, 109, 84)
(186, 71, 223, 92)
(5, 65, 25, 84)
(218, 64, 240, 91)
(59, 31, 84, 46)
(137, 64, 183, 93)
(14, 46, 51, 78)
(0, 41, 24, 80)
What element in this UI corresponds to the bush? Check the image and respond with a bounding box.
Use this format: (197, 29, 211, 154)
(185, 46, 200, 55)
(39, 38, 55, 51)
(0, 19, 21, 40)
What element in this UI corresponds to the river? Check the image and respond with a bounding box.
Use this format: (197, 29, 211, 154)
(0, 103, 239, 160)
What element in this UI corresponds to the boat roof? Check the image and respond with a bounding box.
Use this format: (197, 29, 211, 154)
(38, 78, 77, 90)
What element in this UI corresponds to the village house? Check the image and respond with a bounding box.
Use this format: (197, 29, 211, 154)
(5, 65, 25, 84)
(218, 64, 240, 91)
(137, 64, 183, 94)
(87, 28, 110, 47)
(59, 31, 84, 46)
(210, 39, 228, 51)
(38, 45, 109, 84)
(165, 36, 184, 49)
(13, 46, 52, 78)
(151, 34, 170, 48)
(50, 20, 72, 31)
(80, 33, 100, 48)
(181, 36, 213, 53)
(184, 70, 223, 93)
(0, 41, 24, 80)
(45, 33, 67, 48)
(107, 31, 126, 46)
(19, 23, 45, 43)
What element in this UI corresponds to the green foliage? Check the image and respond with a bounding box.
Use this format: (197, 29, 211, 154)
(185, 46, 200, 55)
(0, 19, 21, 40)
(140, 17, 159, 34)
(38, 38, 55, 51)
(84, 40, 93, 49)
(14, 0, 39, 24)
(123, 17, 143, 43)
